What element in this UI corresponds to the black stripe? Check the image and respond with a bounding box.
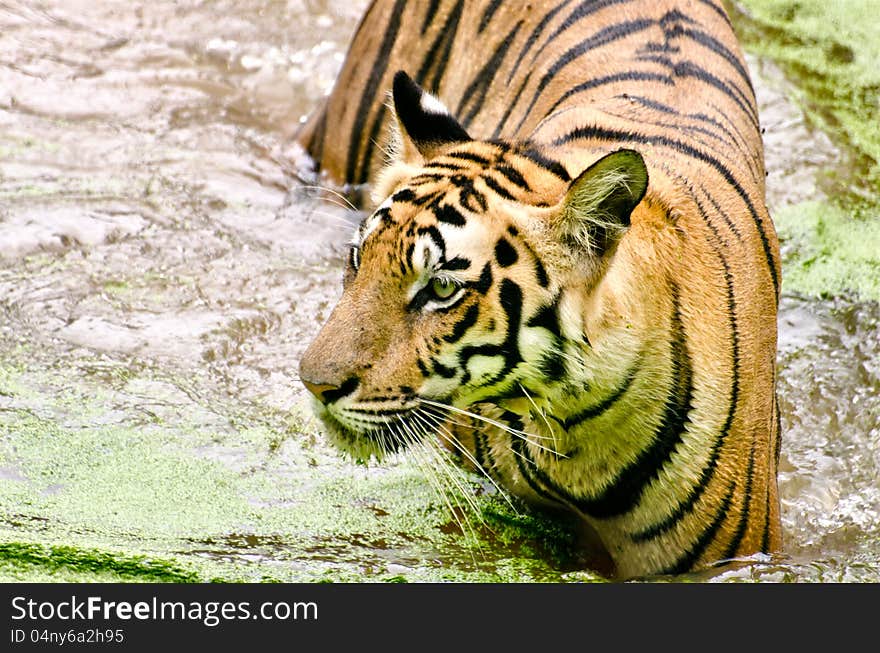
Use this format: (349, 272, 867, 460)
(539, 351, 567, 381)
(625, 94, 751, 161)
(701, 104, 763, 181)
(471, 427, 487, 472)
(321, 376, 360, 403)
(457, 278, 523, 386)
(456, 21, 523, 127)
(409, 173, 445, 185)
(417, 224, 447, 256)
(498, 278, 523, 337)
(658, 7, 697, 27)
(506, 0, 574, 83)
(630, 190, 739, 543)
(397, 244, 411, 276)
(356, 104, 388, 184)
(420, 0, 442, 35)
(482, 175, 516, 201)
(443, 256, 471, 271)
(470, 262, 493, 295)
(459, 185, 488, 213)
(432, 203, 467, 226)
(663, 479, 736, 574)
(445, 151, 490, 166)
(550, 18, 654, 76)
(492, 71, 532, 138)
(494, 237, 518, 267)
(403, 242, 416, 276)
(392, 188, 417, 203)
(533, 255, 550, 288)
(443, 303, 479, 344)
(543, 70, 674, 117)
(432, 359, 457, 378)
(707, 101, 752, 148)
(625, 94, 677, 115)
(416, 0, 465, 92)
(495, 165, 532, 191)
(414, 190, 446, 209)
(510, 423, 567, 506)
(761, 400, 779, 554)
(774, 394, 782, 466)
(696, 0, 733, 28)
(671, 60, 759, 129)
(551, 124, 779, 299)
(526, 301, 562, 338)
(701, 183, 743, 240)
(510, 423, 591, 509)
(722, 433, 756, 560)
(517, 17, 656, 132)
(345, 0, 407, 184)
(517, 147, 571, 181)
(574, 284, 693, 519)
(530, 0, 635, 67)
(478, 0, 504, 34)
(424, 160, 467, 171)
(478, 432, 498, 478)
(561, 363, 638, 431)
(677, 26, 754, 92)
(527, 298, 565, 381)
(605, 94, 737, 153)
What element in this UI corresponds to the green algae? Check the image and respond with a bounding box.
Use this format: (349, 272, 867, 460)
(733, 0, 880, 190)
(774, 200, 880, 301)
(729, 0, 880, 302)
(3, 1, 876, 587)
(0, 357, 584, 583)
(0, 543, 201, 583)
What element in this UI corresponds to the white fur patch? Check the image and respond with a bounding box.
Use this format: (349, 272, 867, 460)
(406, 235, 445, 302)
(358, 196, 393, 245)
(419, 91, 450, 116)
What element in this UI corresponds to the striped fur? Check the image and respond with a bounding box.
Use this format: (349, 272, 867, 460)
(297, 0, 782, 579)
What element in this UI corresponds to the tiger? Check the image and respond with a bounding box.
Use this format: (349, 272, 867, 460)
(296, 0, 782, 580)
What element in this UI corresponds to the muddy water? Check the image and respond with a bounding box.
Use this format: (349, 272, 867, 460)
(0, 1, 877, 582)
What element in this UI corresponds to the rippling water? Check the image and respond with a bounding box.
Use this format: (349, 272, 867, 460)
(0, 0, 877, 582)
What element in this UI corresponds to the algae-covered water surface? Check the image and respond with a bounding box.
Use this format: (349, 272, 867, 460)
(0, 0, 878, 583)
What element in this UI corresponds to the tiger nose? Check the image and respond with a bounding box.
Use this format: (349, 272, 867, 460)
(301, 379, 340, 404)
(300, 375, 360, 405)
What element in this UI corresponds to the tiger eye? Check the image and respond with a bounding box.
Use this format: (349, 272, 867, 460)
(430, 277, 458, 300)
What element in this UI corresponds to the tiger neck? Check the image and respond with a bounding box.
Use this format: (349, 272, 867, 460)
(494, 257, 690, 578)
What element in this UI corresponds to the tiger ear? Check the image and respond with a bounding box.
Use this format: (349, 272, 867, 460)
(390, 70, 470, 165)
(555, 149, 648, 257)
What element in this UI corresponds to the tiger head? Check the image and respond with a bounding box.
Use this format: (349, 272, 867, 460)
(299, 71, 648, 462)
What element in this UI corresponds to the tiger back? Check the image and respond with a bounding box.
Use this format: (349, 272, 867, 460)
(297, 0, 782, 579)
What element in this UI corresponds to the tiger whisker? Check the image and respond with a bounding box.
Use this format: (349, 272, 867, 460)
(410, 408, 517, 514)
(415, 442, 486, 564)
(303, 208, 359, 229)
(395, 415, 481, 547)
(417, 399, 552, 441)
(418, 401, 563, 457)
(518, 384, 564, 460)
(416, 403, 482, 433)
(418, 399, 567, 458)
(298, 184, 360, 212)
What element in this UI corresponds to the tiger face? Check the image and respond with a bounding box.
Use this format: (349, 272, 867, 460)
(299, 72, 647, 463)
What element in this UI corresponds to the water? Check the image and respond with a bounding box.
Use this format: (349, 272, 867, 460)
(0, 0, 877, 582)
